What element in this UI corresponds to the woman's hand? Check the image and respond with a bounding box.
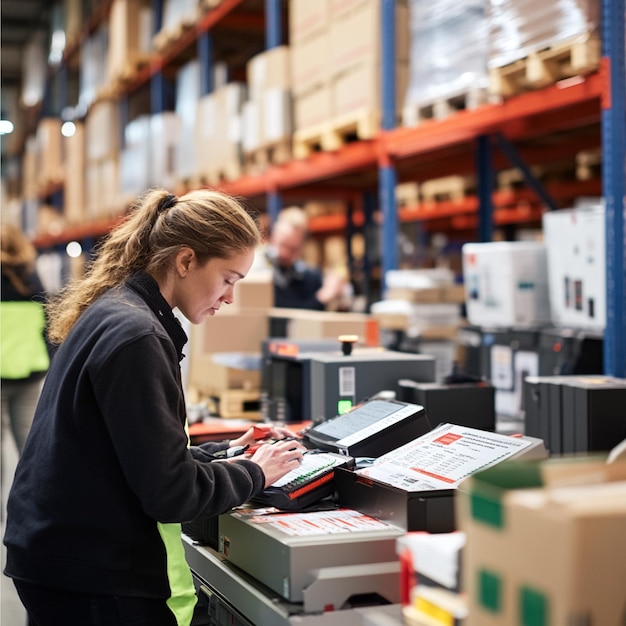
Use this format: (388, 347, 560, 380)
(246, 438, 307, 487)
(229, 424, 299, 449)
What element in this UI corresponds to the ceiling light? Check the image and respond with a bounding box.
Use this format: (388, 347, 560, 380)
(0, 120, 15, 135)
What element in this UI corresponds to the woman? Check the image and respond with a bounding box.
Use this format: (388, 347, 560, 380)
(0, 223, 50, 456)
(3, 189, 306, 626)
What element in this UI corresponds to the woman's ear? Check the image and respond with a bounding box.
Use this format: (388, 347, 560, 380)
(175, 247, 196, 277)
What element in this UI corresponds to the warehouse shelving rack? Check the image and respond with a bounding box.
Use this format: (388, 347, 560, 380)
(30, 0, 625, 376)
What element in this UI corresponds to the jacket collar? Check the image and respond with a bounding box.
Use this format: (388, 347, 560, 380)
(126, 271, 188, 361)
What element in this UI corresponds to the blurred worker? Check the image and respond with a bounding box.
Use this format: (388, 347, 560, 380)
(266, 206, 347, 310)
(3, 189, 306, 626)
(1, 223, 50, 458)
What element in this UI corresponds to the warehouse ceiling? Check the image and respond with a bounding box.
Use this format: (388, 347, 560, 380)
(1, 0, 51, 88)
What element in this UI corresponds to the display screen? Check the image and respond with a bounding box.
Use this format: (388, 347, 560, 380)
(310, 399, 408, 441)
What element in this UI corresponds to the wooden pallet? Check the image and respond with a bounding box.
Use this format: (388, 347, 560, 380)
(489, 34, 601, 97)
(210, 389, 262, 421)
(174, 174, 214, 194)
(420, 175, 476, 204)
(402, 87, 489, 126)
(153, 18, 196, 53)
(576, 148, 602, 181)
(108, 55, 151, 89)
(201, 0, 225, 10)
(293, 108, 379, 159)
(203, 160, 243, 186)
(243, 139, 292, 175)
(496, 166, 547, 192)
(395, 181, 420, 208)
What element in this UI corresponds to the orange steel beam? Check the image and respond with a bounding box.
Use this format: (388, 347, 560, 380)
(308, 212, 366, 233)
(196, 0, 247, 33)
(396, 131, 601, 182)
(33, 214, 127, 249)
(384, 72, 602, 160)
(398, 178, 601, 219)
(221, 140, 379, 195)
(436, 206, 545, 232)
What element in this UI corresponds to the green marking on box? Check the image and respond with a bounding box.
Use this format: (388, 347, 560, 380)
(520, 585, 548, 626)
(470, 490, 503, 528)
(478, 569, 502, 613)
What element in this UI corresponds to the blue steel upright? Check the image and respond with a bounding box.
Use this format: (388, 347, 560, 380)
(602, 0, 626, 377)
(379, 0, 399, 292)
(267, 191, 282, 227)
(265, 0, 282, 50)
(476, 135, 494, 243)
(265, 0, 284, 224)
(197, 32, 214, 96)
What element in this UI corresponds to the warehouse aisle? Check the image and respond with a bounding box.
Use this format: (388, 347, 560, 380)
(1, 435, 27, 625)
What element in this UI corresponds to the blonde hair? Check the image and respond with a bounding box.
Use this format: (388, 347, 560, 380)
(275, 206, 308, 232)
(1, 222, 38, 296)
(47, 188, 261, 343)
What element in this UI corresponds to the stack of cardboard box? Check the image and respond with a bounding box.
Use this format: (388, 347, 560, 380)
(195, 82, 246, 184)
(290, 0, 409, 156)
(107, 0, 152, 88)
(85, 99, 120, 219)
(63, 122, 86, 225)
(289, 0, 332, 137)
(187, 273, 275, 415)
(242, 46, 293, 171)
(34, 118, 64, 194)
(457, 457, 626, 626)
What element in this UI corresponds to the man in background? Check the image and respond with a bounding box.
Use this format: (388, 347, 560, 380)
(266, 207, 347, 310)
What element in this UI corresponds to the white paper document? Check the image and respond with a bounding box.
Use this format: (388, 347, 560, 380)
(357, 423, 532, 491)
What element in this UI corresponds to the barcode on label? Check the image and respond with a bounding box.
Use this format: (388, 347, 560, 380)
(339, 367, 355, 396)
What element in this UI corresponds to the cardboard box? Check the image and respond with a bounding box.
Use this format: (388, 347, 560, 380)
(329, 0, 409, 77)
(64, 0, 83, 44)
(462, 241, 551, 328)
(293, 84, 333, 130)
(86, 99, 120, 161)
(458, 458, 626, 626)
(21, 142, 38, 200)
(36, 118, 64, 187)
(190, 309, 270, 356)
(233, 271, 274, 309)
(385, 285, 465, 304)
(332, 60, 409, 119)
(188, 352, 261, 396)
(63, 122, 86, 224)
(246, 45, 291, 99)
(269, 308, 380, 346)
(290, 32, 330, 96)
(107, 0, 152, 84)
(289, 0, 330, 43)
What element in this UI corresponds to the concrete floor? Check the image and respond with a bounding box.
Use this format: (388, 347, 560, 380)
(1, 432, 28, 625)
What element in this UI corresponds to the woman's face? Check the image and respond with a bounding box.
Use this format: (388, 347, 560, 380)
(170, 247, 255, 324)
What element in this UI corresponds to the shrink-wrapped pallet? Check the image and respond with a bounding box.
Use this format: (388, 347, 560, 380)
(403, 0, 489, 125)
(488, 0, 601, 96)
(175, 60, 202, 181)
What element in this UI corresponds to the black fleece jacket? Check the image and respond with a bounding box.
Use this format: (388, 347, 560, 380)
(3, 272, 266, 598)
